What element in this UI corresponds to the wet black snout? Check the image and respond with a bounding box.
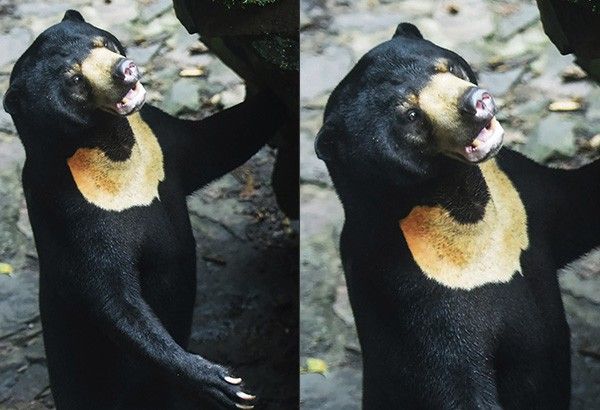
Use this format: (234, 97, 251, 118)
(113, 58, 139, 85)
(461, 87, 496, 122)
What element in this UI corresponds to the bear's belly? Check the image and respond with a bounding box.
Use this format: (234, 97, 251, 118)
(136, 200, 198, 333)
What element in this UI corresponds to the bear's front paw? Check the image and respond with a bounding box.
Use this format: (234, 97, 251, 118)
(188, 357, 256, 409)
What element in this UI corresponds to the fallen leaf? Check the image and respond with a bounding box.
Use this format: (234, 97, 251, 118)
(548, 100, 582, 112)
(240, 173, 256, 199)
(0, 262, 14, 276)
(561, 65, 587, 82)
(588, 134, 600, 149)
(302, 358, 328, 375)
(209, 94, 222, 106)
(189, 42, 209, 55)
(179, 67, 205, 78)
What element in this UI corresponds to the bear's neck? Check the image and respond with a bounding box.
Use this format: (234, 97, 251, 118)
(22, 112, 135, 165)
(80, 113, 137, 161)
(338, 159, 489, 223)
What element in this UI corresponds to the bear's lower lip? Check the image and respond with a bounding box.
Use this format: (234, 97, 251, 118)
(454, 117, 504, 163)
(115, 81, 146, 116)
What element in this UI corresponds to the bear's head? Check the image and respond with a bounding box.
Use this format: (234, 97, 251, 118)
(3, 10, 146, 134)
(315, 23, 504, 188)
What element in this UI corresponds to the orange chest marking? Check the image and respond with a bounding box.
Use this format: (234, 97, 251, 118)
(399, 160, 529, 290)
(67, 113, 165, 212)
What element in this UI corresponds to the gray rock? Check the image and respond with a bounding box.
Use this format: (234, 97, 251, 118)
(139, 0, 172, 23)
(0, 136, 25, 170)
(81, 0, 139, 27)
(0, 344, 26, 400)
(24, 339, 46, 363)
(432, 0, 494, 44)
(478, 67, 525, 97)
(188, 192, 249, 241)
(10, 363, 49, 402)
(301, 46, 353, 101)
(205, 59, 242, 88)
(491, 23, 547, 61)
(496, 4, 540, 40)
(521, 113, 577, 162)
(218, 84, 245, 108)
(333, 12, 408, 33)
(161, 77, 201, 115)
(0, 268, 39, 339)
(453, 41, 488, 71)
(586, 87, 600, 123)
(0, 109, 16, 134)
(560, 263, 600, 306)
(300, 367, 362, 410)
(0, 28, 32, 68)
(530, 45, 592, 99)
(300, 129, 331, 186)
(299, 184, 343, 240)
(333, 283, 354, 327)
(127, 42, 162, 66)
(17, 2, 78, 18)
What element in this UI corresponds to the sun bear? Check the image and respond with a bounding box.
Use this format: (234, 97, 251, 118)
(315, 23, 600, 409)
(3, 10, 285, 409)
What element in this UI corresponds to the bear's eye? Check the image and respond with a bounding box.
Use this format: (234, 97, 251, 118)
(71, 75, 83, 84)
(449, 65, 468, 80)
(406, 109, 420, 122)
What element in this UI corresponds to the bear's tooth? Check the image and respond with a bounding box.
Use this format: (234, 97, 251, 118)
(122, 97, 130, 104)
(471, 139, 481, 148)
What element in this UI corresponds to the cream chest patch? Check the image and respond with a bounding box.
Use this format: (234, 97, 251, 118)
(67, 113, 165, 211)
(399, 159, 529, 290)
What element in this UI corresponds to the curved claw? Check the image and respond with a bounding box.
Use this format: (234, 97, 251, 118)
(237, 391, 256, 400)
(235, 405, 254, 410)
(224, 376, 242, 385)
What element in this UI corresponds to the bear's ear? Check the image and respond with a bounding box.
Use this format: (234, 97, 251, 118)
(62, 10, 85, 23)
(3, 85, 20, 116)
(393, 23, 423, 40)
(314, 119, 338, 161)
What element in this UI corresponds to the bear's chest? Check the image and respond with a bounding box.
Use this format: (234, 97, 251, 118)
(67, 113, 165, 212)
(399, 160, 529, 290)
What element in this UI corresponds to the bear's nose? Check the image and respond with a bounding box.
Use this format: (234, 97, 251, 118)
(460, 87, 496, 122)
(113, 58, 139, 85)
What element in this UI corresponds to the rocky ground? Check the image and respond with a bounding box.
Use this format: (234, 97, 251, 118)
(0, 1, 298, 409)
(300, 0, 600, 409)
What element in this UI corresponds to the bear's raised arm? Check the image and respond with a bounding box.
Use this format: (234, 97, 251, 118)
(141, 91, 287, 195)
(549, 158, 600, 268)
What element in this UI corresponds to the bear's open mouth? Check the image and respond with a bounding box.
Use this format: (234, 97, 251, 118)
(458, 117, 504, 163)
(115, 81, 146, 116)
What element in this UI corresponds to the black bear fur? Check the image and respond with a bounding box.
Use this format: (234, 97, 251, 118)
(316, 23, 600, 409)
(4, 10, 285, 410)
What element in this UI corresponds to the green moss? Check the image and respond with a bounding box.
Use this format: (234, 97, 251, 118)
(251, 35, 298, 70)
(567, 0, 600, 13)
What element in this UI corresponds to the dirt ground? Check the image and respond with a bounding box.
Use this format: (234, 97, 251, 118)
(0, 1, 298, 409)
(300, 0, 600, 409)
